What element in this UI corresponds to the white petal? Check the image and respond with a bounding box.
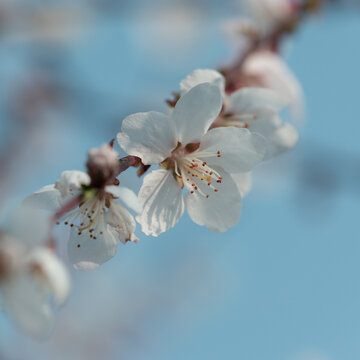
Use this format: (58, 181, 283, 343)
(185, 168, 241, 232)
(105, 185, 142, 213)
(242, 50, 305, 121)
(68, 222, 118, 270)
(180, 69, 226, 99)
(229, 87, 287, 114)
(198, 127, 266, 173)
(136, 169, 184, 236)
(231, 172, 252, 197)
(23, 185, 63, 212)
(172, 83, 222, 145)
(105, 203, 137, 244)
(248, 114, 299, 158)
(55, 170, 90, 198)
(7, 207, 51, 248)
(117, 111, 177, 165)
(2, 272, 55, 339)
(27, 248, 70, 305)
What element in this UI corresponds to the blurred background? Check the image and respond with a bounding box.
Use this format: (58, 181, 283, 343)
(0, 0, 360, 359)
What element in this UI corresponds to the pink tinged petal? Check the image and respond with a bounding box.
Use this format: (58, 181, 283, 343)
(105, 185, 142, 213)
(105, 203, 137, 244)
(180, 69, 226, 99)
(23, 185, 63, 212)
(7, 207, 51, 248)
(117, 111, 177, 165)
(185, 168, 241, 232)
(231, 172, 252, 197)
(136, 169, 184, 237)
(2, 273, 55, 339)
(172, 83, 223, 145)
(68, 223, 118, 270)
(27, 248, 70, 305)
(229, 87, 287, 114)
(198, 127, 266, 173)
(247, 114, 298, 158)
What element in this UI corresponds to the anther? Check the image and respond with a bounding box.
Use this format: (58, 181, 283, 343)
(77, 244, 81, 248)
(64, 221, 68, 225)
(214, 188, 219, 192)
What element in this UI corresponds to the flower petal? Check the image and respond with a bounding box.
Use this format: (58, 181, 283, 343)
(23, 185, 63, 212)
(117, 111, 177, 165)
(247, 114, 299, 158)
(55, 170, 90, 198)
(2, 272, 55, 339)
(231, 172, 252, 197)
(7, 207, 51, 248)
(185, 168, 241, 232)
(105, 202, 138, 244)
(105, 185, 142, 213)
(68, 222, 118, 270)
(229, 87, 287, 114)
(198, 127, 266, 173)
(172, 83, 222, 145)
(242, 51, 305, 121)
(180, 69, 226, 99)
(27, 248, 70, 306)
(136, 169, 184, 236)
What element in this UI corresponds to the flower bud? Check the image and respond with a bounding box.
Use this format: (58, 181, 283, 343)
(86, 145, 119, 188)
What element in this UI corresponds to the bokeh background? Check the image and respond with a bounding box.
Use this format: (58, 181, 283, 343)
(0, 1, 360, 359)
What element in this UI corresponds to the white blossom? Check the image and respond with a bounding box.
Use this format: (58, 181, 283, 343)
(242, 50, 305, 122)
(180, 69, 298, 158)
(0, 207, 70, 339)
(25, 171, 141, 270)
(117, 83, 266, 236)
(239, 0, 295, 36)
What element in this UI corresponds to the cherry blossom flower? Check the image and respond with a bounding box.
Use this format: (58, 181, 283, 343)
(242, 50, 305, 122)
(239, 0, 296, 36)
(0, 207, 70, 339)
(25, 170, 141, 270)
(180, 69, 298, 158)
(117, 83, 266, 236)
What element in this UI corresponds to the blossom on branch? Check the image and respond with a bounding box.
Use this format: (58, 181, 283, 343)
(25, 146, 141, 270)
(241, 50, 305, 122)
(180, 69, 298, 158)
(0, 207, 69, 339)
(239, 0, 297, 37)
(117, 83, 266, 236)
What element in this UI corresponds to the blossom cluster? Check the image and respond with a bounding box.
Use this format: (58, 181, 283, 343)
(0, 0, 321, 339)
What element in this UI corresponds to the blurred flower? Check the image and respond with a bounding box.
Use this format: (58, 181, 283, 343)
(239, 0, 296, 37)
(25, 170, 141, 270)
(180, 69, 298, 158)
(242, 50, 305, 122)
(118, 83, 265, 236)
(0, 207, 70, 339)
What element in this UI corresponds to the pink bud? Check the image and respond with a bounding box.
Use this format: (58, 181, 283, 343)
(86, 145, 119, 188)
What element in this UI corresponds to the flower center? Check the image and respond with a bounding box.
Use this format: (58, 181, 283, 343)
(56, 194, 112, 248)
(162, 143, 224, 198)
